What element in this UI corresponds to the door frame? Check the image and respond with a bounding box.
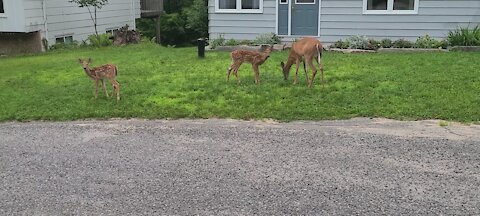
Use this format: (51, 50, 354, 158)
(276, 0, 322, 37)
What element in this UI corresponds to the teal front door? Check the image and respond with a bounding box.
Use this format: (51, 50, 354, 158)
(291, 0, 319, 36)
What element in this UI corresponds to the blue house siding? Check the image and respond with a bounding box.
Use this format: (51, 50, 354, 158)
(208, 0, 480, 43)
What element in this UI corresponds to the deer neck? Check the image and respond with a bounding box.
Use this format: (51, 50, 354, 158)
(83, 67, 96, 79)
(283, 57, 296, 71)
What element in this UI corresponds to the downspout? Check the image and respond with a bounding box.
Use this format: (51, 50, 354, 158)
(131, 0, 136, 30)
(42, 0, 48, 50)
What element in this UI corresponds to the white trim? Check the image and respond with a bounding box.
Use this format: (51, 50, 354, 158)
(288, 0, 292, 35)
(317, 0, 321, 37)
(275, 0, 279, 35)
(295, 0, 315, 5)
(0, 0, 6, 17)
(215, 0, 263, 14)
(280, 0, 288, 4)
(362, 0, 419, 15)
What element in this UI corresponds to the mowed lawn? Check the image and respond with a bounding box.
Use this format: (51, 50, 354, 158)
(0, 43, 479, 122)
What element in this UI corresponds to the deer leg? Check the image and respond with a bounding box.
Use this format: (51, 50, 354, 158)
(252, 64, 260, 84)
(293, 59, 301, 85)
(227, 62, 235, 82)
(307, 58, 317, 88)
(101, 80, 110, 97)
(303, 60, 309, 84)
(233, 63, 242, 85)
(94, 79, 99, 99)
(111, 79, 120, 101)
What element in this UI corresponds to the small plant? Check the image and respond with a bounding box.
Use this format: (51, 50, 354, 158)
(415, 34, 440, 49)
(368, 39, 381, 50)
(447, 26, 480, 46)
(393, 39, 414, 48)
(437, 39, 449, 49)
(225, 38, 240, 46)
(347, 35, 370, 49)
(239, 40, 254, 45)
(381, 39, 393, 48)
(332, 39, 350, 49)
(209, 35, 225, 49)
(254, 33, 281, 45)
(439, 121, 449, 127)
(49, 40, 80, 50)
(88, 33, 113, 47)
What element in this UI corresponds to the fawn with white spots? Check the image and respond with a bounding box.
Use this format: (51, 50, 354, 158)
(227, 45, 273, 84)
(78, 58, 120, 101)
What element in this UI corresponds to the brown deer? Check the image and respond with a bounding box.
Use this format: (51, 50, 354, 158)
(227, 45, 273, 84)
(78, 58, 120, 101)
(280, 37, 324, 88)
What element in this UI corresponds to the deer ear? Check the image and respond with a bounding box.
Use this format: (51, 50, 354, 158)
(78, 58, 82, 63)
(88, 58, 92, 63)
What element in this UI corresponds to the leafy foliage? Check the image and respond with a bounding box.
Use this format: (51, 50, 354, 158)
(88, 33, 113, 47)
(393, 39, 414, 48)
(225, 39, 240, 46)
(160, 13, 187, 45)
(447, 26, 480, 46)
(415, 34, 442, 48)
(209, 35, 225, 49)
(380, 39, 393, 48)
(332, 39, 350, 49)
(368, 39, 381, 50)
(347, 35, 370, 49)
(183, 0, 209, 38)
(69, 0, 109, 36)
(254, 33, 281, 45)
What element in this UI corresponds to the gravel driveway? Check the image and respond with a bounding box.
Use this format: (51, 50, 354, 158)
(1, 118, 479, 215)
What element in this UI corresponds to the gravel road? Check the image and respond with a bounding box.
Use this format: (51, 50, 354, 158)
(1, 118, 479, 215)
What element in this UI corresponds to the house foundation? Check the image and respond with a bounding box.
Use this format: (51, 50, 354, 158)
(0, 31, 43, 56)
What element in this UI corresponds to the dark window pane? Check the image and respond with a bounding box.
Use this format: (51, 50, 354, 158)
(281, 0, 287, 3)
(296, 0, 314, 3)
(393, 0, 414, 10)
(65, 36, 73, 44)
(0, 0, 4, 13)
(56, 37, 64, 44)
(367, 0, 387, 10)
(219, 0, 236, 9)
(242, 0, 260, 9)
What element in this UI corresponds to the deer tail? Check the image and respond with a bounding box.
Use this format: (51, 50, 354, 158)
(316, 44, 322, 65)
(115, 66, 118, 76)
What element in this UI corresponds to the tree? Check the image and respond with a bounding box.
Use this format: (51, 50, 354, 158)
(69, 0, 109, 36)
(183, 0, 208, 38)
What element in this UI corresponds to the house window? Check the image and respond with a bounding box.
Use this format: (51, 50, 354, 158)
(363, 0, 418, 14)
(296, 0, 315, 4)
(215, 0, 263, 13)
(0, 0, 5, 14)
(106, 28, 119, 37)
(280, 0, 287, 4)
(55, 36, 73, 44)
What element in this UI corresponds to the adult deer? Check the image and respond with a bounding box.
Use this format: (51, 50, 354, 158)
(227, 45, 273, 84)
(280, 37, 325, 88)
(78, 58, 121, 101)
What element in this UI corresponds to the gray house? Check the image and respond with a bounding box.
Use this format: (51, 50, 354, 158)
(208, 0, 480, 44)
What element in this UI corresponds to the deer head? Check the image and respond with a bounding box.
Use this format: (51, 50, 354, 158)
(78, 58, 92, 70)
(280, 61, 289, 80)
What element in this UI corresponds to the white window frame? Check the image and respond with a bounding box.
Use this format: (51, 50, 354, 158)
(295, 0, 315, 5)
(0, 0, 6, 17)
(362, 0, 419, 15)
(55, 35, 74, 44)
(280, 0, 288, 5)
(215, 0, 264, 14)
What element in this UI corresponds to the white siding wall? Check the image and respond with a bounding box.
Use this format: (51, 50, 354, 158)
(208, 0, 480, 43)
(0, 0, 26, 32)
(208, 0, 276, 40)
(320, 0, 480, 43)
(45, 0, 141, 44)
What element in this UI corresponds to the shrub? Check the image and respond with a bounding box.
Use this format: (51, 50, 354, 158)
(332, 39, 350, 49)
(209, 35, 225, 49)
(393, 39, 414, 48)
(368, 39, 381, 50)
(415, 34, 440, 48)
(254, 33, 281, 45)
(347, 35, 370, 49)
(88, 33, 113, 47)
(225, 39, 240, 46)
(239, 40, 254, 45)
(447, 26, 480, 46)
(437, 39, 449, 49)
(380, 39, 393, 48)
(49, 40, 80, 50)
(183, 0, 208, 38)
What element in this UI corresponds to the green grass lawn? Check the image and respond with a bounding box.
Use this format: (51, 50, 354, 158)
(1, 43, 479, 122)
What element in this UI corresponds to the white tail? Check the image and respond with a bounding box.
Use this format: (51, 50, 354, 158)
(280, 37, 325, 88)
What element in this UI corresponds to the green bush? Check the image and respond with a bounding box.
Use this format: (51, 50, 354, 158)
(332, 39, 350, 49)
(393, 39, 414, 48)
(88, 33, 113, 47)
(183, 0, 208, 39)
(380, 39, 393, 48)
(447, 26, 480, 46)
(347, 35, 370, 49)
(368, 39, 381, 50)
(254, 33, 281, 45)
(160, 13, 187, 45)
(239, 40, 254, 45)
(49, 40, 80, 50)
(225, 39, 240, 46)
(209, 35, 225, 49)
(415, 34, 441, 48)
(136, 18, 156, 40)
